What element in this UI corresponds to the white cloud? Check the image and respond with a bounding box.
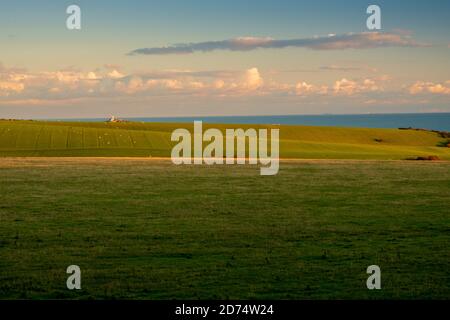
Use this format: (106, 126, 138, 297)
(333, 77, 388, 95)
(242, 68, 263, 90)
(107, 69, 125, 79)
(0, 81, 25, 96)
(295, 82, 328, 95)
(409, 81, 450, 95)
(333, 78, 359, 95)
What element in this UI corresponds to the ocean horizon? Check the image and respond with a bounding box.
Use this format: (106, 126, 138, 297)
(41, 113, 450, 131)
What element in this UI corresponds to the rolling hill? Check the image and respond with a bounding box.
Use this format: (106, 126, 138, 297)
(0, 119, 449, 160)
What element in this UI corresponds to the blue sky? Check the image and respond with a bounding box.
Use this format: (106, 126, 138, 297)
(0, 0, 449, 118)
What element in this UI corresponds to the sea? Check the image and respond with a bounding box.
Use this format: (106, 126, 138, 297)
(53, 113, 450, 132)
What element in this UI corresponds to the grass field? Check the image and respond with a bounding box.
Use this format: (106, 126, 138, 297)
(0, 158, 449, 299)
(1, 120, 449, 160)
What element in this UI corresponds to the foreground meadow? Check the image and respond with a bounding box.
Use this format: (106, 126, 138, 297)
(0, 158, 448, 299)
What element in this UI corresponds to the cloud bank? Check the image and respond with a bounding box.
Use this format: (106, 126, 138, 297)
(1, 62, 448, 111)
(129, 32, 426, 56)
(409, 81, 450, 95)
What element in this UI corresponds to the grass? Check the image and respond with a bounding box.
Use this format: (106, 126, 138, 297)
(1, 120, 449, 160)
(0, 158, 449, 299)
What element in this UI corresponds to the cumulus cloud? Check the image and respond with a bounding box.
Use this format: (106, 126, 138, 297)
(243, 68, 263, 90)
(333, 77, 387, 95)
(0, 81, 25, 96)
(296, 82, 328, 95)
(107, 69, 125, 79)
(113, 67, 265, 96)
(333, 78, 359, 95)
(409, 81, 450, 95)
(129, 32, 426, 55)
(0, 64, 27, 96)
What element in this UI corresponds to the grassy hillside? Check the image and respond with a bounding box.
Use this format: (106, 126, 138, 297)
(0, 120, 449, 160)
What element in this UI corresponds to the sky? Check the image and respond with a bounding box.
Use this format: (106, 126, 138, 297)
(0, 0, 449, 119)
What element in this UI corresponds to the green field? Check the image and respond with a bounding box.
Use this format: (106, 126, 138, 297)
(0, 158, 449, 299)
(1, 120, 449, 160)
(0, 120, 449, 299)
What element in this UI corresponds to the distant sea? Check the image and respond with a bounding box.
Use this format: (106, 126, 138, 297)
(53, 113, 450, 131)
